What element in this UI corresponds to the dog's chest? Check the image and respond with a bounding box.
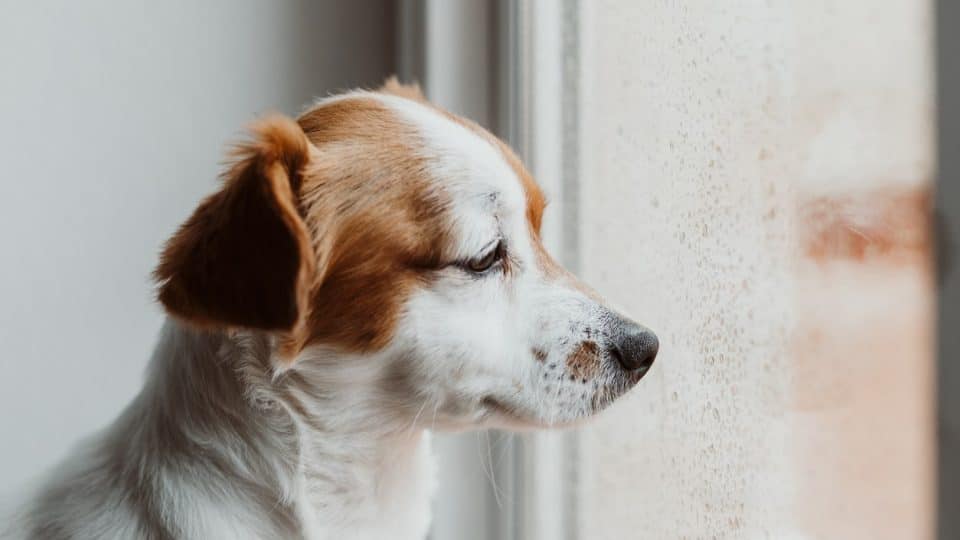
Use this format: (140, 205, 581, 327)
(297, 433, 437, 540)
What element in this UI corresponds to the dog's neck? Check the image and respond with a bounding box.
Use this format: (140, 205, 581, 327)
(128, 320, 435, 540)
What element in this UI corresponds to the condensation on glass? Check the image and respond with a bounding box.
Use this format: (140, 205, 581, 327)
(573, 1, 934, 538)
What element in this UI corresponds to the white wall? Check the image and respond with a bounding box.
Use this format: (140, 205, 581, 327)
(575, 0, 933, 538)
(0, 0, 393, 493)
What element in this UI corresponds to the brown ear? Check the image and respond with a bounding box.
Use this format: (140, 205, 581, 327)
(379, 75, 427, 103)
(154, 115, 315, 331)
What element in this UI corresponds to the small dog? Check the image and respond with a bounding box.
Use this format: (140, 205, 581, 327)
(8, 79, 658, 540)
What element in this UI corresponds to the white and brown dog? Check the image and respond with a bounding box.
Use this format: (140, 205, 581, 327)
(8, 80, 658, 540)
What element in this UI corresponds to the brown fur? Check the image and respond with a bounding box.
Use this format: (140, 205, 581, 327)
(155, 97, 455, 355)
(295, 97, 453, 353)
(155, 115, 315, 332)
(379, 76, 428, 104)
(566, 340, 600, 380)
(155, 86, 556, 357)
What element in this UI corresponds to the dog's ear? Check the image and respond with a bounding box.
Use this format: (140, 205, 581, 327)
(154, 115, 315, 332)
(379, 76, 427, 103)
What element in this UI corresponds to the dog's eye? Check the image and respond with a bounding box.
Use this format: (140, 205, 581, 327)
(465, 240, 504, 273)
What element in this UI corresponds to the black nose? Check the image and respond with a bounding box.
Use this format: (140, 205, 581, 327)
(608, 318, 659, 373)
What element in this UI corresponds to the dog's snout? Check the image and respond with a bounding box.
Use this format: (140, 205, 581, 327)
(608, 318, 658, 373)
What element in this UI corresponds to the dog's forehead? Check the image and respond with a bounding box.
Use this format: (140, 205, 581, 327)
(301, 91, 544, 236)
(297, 91, 546, 267)
(374, 94, 528, 238)
(380, 96, 521, 197)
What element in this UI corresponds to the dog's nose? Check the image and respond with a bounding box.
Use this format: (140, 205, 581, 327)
(608, 318, 659, 373)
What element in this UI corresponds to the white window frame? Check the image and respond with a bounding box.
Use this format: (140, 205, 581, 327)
(398, 2, 582, 539)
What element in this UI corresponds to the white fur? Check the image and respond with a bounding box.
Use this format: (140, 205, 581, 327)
(376, 94, 624, 428)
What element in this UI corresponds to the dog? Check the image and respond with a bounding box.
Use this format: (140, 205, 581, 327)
(6, 79, 658, 540)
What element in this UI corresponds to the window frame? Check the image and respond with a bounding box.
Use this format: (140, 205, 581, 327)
(398, 2, 583, 539)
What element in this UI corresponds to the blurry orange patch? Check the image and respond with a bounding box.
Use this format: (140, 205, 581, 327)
(792, 185, 934, 539)
(800, 187, 931, 264)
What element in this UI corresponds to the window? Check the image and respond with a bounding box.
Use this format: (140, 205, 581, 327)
(408, 1, 936, 538)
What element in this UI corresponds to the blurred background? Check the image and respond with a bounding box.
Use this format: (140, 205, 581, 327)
(1, 1, 957, 539)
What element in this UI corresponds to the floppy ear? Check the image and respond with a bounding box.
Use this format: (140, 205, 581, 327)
(154, 115, 315, 332)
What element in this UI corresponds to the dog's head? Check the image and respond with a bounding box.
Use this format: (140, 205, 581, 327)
(155, 80, 657, 429)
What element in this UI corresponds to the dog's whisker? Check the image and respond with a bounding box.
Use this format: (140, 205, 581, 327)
(479, 431, 504, 510)
(405, 396, 431, 439)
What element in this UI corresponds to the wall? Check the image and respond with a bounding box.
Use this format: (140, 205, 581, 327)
(575, 1, 934, 538)
(0, 0, 393, 493)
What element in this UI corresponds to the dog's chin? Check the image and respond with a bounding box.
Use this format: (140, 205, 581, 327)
(477, 396, 547, 430)
(478, 372, 648, 430)
(478, 396, 591, 430)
